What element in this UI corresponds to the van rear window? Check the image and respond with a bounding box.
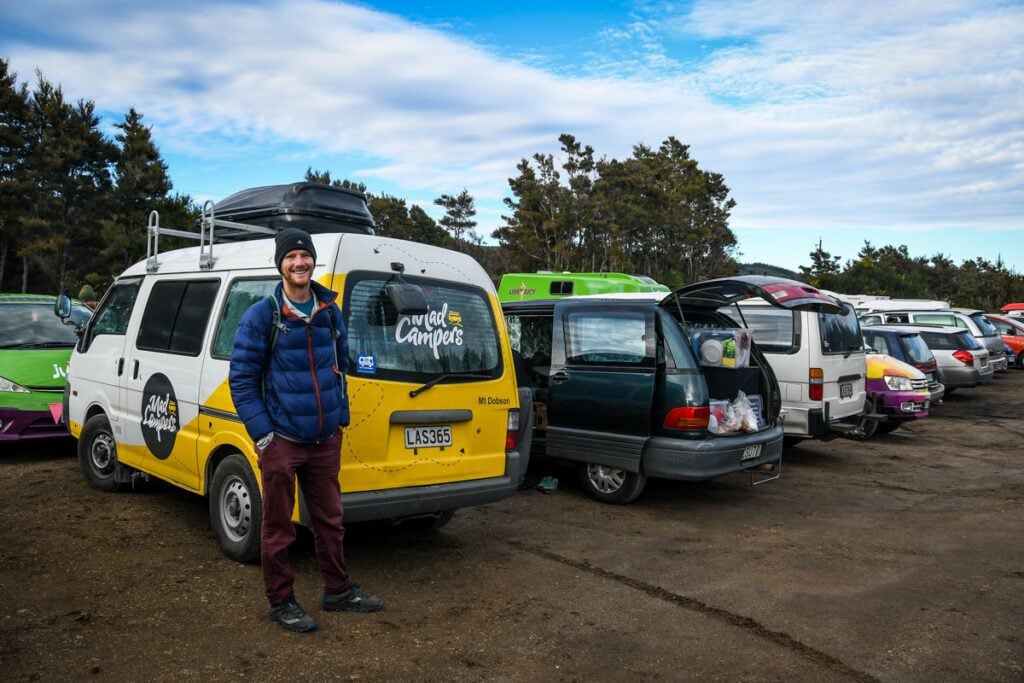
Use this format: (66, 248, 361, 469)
(818, 303, 862, 355)
(897, 334, 934, 365)
(345, 273, 501, 380)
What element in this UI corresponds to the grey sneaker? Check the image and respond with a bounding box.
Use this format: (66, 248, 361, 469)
(268, 598, 317, 632)
(322, 584, 384, 613)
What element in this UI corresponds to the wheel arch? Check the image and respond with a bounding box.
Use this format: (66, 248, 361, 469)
(204, 444, 255, 496)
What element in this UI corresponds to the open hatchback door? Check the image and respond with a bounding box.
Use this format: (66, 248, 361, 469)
(660, 276, 844, 314)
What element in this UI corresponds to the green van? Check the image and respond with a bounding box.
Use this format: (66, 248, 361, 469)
(498, 272, 669, 303)
(0, 294, 93, 442)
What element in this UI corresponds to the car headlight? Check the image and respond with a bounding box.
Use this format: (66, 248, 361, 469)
(0, 375, 31, 393)
(883, 374, 913, 392)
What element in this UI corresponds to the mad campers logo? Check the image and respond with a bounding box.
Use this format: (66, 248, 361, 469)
(141, 373, 179, 460)
(395, 302, 464, 359)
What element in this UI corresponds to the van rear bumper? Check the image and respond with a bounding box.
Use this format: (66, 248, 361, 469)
(331, 451, 522, 523)
(643, 427, 783, 481)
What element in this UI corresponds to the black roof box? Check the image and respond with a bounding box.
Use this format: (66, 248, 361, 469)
(212, 182, 375, 236)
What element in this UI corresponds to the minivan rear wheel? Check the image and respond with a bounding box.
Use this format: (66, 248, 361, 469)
(578, 463, 646, 504)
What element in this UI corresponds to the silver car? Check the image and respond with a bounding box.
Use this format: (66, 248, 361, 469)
(858, 309, 1008, 372)
(902, 325, 993, 391)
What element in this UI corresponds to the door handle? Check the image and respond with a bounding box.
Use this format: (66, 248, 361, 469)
(132, 360, 140, 380)
(117, 358, 124, 376)
(550, 371, 570, 383)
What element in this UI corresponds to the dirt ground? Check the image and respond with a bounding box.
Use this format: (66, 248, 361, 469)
(1, 371, 1022, 682)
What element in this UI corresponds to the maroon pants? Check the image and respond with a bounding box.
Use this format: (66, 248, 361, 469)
(257, 431, 355, 605)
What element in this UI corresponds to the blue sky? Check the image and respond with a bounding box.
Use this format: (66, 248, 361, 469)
(2, 0, 1022, 274)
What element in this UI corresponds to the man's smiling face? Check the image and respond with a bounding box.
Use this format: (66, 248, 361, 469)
(281, 249, 315, 289)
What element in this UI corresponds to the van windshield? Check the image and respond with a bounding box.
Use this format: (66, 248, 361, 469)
(818, 303, 862, 354)
(345, 274, 501, 381)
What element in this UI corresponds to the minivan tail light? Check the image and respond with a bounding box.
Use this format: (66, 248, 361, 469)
(664, 406, 710, 430)
(506, 409, 519, 450)
(809, 368, 824, 401)
(952, 350, 974, 366)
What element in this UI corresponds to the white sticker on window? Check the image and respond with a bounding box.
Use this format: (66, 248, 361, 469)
(394, 303, 465, 359)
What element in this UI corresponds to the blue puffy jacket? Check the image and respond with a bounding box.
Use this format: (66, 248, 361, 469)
(229, 281, 350, 444)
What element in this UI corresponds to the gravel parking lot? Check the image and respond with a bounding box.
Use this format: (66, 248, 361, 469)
(2, 371, 1022, 681)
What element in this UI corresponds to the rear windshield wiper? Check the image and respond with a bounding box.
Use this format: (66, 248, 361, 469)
(410, 372, 492, 398)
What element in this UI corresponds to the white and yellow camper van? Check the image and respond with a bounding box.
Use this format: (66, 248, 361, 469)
(59, 184, 522, 562)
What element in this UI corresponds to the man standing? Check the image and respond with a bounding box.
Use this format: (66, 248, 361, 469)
(229, 228, 383, 633)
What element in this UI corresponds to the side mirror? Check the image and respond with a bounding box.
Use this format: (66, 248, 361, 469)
(55, 294, 72, 320)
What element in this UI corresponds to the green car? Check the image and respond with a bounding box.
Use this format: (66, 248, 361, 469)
(0, 293, 93, 442)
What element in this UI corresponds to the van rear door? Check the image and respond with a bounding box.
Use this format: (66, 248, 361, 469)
(662, 276, 843, 314)
(545, 301, 656, 471)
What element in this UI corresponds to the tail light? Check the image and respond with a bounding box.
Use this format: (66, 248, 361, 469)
(664, 406, 710, 430)
(809, 367, 824, 401)
(506, 409, 519, 450)
(952, 350, 974, 366)
(916, 360, 937, 373)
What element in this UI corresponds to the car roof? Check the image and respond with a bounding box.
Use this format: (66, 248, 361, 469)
(882, 323, 967, 335)
(860, 325, 926, 336)
(0, 293, 59, 303)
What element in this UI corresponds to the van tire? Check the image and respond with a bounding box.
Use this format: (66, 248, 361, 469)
(578, 463, 646, 504)
(209, 454, 262, 564)
(876, 421, 902, 434)
(79, 415, 127, 492)
(1017, 351, 1023, 369)
(848, 420, 879, 441)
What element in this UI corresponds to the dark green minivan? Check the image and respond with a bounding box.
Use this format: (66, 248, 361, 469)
(503, 276, 842, 504)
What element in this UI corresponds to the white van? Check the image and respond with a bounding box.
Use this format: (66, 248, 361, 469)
(730, 294, 868, 442)
(59, 186, 523, 562)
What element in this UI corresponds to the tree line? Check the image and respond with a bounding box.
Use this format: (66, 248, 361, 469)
(2, 58, 1020, 310)
(798, 241, 1024, 311)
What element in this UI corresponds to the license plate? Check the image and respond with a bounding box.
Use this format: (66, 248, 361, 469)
(741, 444, 762, 461)
(840, 382, 853, 399)
(404, 425, 452, 449)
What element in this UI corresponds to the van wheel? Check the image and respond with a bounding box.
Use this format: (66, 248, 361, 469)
(79, 415, 127, 492)
(1017, 351, 1024, 369)
(848, 420, 879, 441)
(578, 463, 646, 504)
(392, 510, 455, 532)
(209, 454, 262, 564)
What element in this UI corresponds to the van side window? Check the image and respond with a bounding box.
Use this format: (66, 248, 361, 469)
(564, 310, 648, 365)
(83, 279, 142, 348)
(866, 333, 889, 355)
(735, 306, 797, 353)
(211, 278, 279, 358)
(506, 314, 553, 368)
(915, 313, 954, 327)
(549, 281, 573, 295)
(137, 280, 220, 356)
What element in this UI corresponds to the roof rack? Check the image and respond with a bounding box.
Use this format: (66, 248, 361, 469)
(146, 200, 276, 272)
